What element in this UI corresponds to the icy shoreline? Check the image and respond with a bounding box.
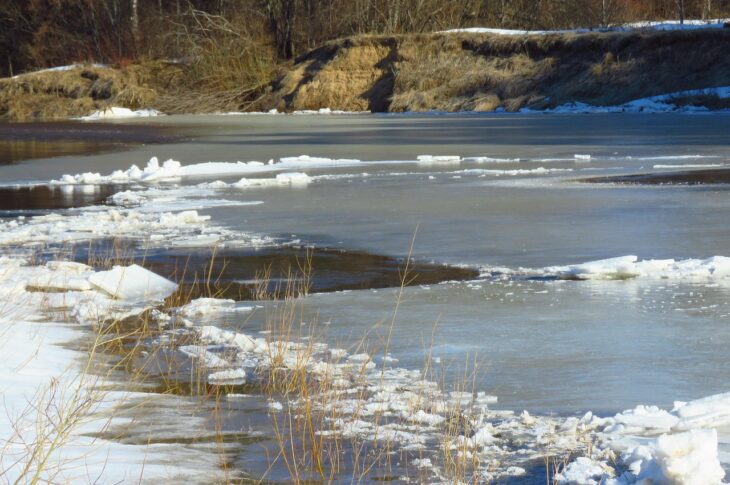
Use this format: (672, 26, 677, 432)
(2, 250, 729, 482)
(1, 169, 730, 481)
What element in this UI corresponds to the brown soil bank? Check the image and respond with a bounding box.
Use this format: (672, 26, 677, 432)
(267, 28, 730, 113)
(0, 62, 186, 121)
(4, 28, 730, 119)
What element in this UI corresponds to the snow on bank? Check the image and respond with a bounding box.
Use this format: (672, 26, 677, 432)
(441, 18, 729, 36)
(482, 255, 730, 282)
(9, 63, 108, 79)
(77, 106, 162, 120)
(532, 86, 730, 114)
(0, 257, 226, 482)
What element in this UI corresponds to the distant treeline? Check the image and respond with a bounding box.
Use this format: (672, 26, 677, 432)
(1, 0, 729, 78)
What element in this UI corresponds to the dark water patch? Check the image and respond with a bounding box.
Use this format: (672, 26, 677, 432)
(143, 246, 479, 300)
(64, 240, 479, 300)
(582, 168, 730, 185)
(0, 121, 181, 164)
(0, 184, 121, 210)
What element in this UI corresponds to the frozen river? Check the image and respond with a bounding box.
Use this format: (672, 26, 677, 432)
(3, 112, 730, 482)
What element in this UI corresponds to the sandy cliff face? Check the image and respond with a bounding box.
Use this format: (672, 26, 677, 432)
(268, 28, 730, 113)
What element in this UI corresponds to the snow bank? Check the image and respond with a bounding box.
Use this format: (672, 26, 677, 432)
(78, 107, 161, 121)
(535, 86, 730, 114)
(441, 19, 729, 36)
(10, 63, 108, 79)
(0, 255, 229, 481)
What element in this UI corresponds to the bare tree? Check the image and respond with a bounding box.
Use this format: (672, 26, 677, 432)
(131, 0, 140, 45)
(675, 0, 686, 24)
(262, 0, 297, 59)
(703, 0, 713, 19)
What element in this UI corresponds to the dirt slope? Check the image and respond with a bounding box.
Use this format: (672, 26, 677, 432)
(267, 28, 730, 112)
(0, 62, 184, 121)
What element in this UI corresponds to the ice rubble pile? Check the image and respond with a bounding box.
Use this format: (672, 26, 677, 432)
(2, 248, 730, 482)
(483, 255, 730, 282)
(138, 294, 730, 484)
(0, 204, 274, 249)
(0, 258, 178, 325)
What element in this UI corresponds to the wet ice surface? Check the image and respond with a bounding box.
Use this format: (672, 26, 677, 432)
(247, 279, 730, 415)
(4, 113, 730, 482)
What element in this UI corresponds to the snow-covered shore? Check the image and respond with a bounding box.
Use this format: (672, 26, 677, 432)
(0, 259, 225, 482)
(2, 250, 730, 482)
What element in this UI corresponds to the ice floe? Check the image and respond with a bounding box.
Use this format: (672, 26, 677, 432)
(482, 255, 730, 282)
(89, 264, 177, 301)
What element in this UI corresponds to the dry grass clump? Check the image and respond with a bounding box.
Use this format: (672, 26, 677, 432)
(0, 61, 184, 121)
(152, 10, 278, 114)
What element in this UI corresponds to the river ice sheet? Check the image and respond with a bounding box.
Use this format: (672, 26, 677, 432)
(4, 113, 730, 482)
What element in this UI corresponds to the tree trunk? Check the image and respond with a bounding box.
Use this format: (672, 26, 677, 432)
(704, 0, 712, 19)
(677, 0, 685, 24)
(131, 0, 140, 45)
(267, 0, 297, 60)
